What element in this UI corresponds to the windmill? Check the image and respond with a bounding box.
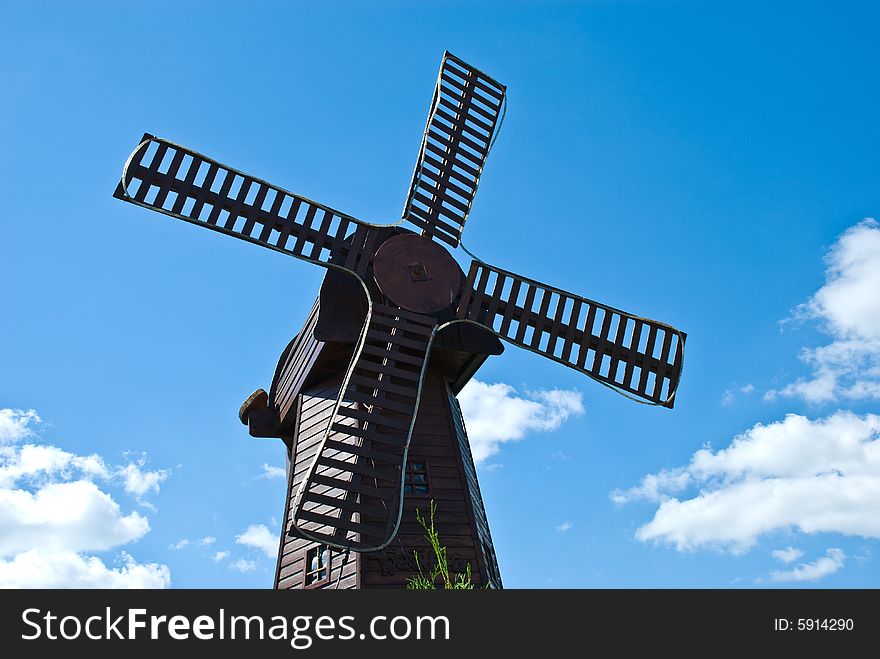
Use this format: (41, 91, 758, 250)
(113, 52, 685, 589)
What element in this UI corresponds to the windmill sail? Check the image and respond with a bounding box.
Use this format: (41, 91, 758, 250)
(114, 135, 379, 277)
(456, 259, 686, 407)
(402, 52, 507, 248)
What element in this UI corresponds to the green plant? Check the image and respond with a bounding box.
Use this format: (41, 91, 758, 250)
(406, 500, 476, 590)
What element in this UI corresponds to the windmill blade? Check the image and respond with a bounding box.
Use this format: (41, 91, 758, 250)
(456, 261, 686, 407)
(114, 134, 378, 277)
(402, 52, 507, 248)
(290, 303, 437, 551)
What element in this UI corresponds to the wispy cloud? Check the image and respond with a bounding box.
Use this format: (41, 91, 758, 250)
(170, 536, 215, 551)
(235, 524, 277, 558)
(771, 547, 804, 565)
(117, 456, 170, 509)
(213, 550, 230, 563)
(721, 383, 755, 407)
(556, 522, 573, 533)
(767, 548, 845, 583)
(260, 463, 286, 479)
(229, 558, 256, 573)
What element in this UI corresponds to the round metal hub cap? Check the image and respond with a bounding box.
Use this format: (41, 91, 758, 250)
(372, 233, 462, 314)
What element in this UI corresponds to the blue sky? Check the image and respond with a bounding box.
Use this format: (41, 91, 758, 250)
(2, 1, 879, 588)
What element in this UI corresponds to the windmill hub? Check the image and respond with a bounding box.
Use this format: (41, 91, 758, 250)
(372, 233, 463, 314)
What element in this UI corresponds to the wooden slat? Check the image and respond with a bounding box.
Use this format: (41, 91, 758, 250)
(498, 278, 521, 336)
(329, 423, 408, 447)
(514, 285, 537, 343)
(360, 344, 424, 367)
(349, 374, 417, 398)
(469, 267, 492, 324)
(346, 390, 414, 414)
(205, 170, 234, 225)
(560, 299, 582, 362)
(530, 289, 553, 350)
(335, 406, 412, 432)
(153, 148, 185, 209)
(545, 294, 568, 356)
(296, 510, 386, 539)
(308, 473, 382, 498)
(623, 320, 644, 388)
(576, 305, 597, 369)
(608, 315, 629, 384)
(638, 325, 659, 395)
(323, 439, 401, 465)
(302, 491, 388, 519)
(315, 456, 396, 482)
(352, 359, 421, 382)
(364, 330, 428, 352)
(170, 155, 201, 214)
(243, 183, 270, 236)
(652, 329, 674, 402)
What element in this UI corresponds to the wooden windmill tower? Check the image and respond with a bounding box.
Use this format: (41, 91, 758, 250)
(113, 52, 686, 589)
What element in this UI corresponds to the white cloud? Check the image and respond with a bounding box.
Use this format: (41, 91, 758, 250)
(458, 380, 584, 463)
(613, 411, 880, 553)
(235, 524, 277, 558)
(170, 536, 215, 551)
(768, 548, 845, 583)
(610, 468, 691, 505)
(230, 558, 256, 573)
(0, 549, 170, 588)
(769, 219, 880, 403)
(556, 522, 573, 533)
(260, 463, 286, 479)
(117, 458, 169, 505)
(0, 408, 40, 443)
(721, 383, 755, 407)
(0, 407, 170, 588)
(0, 444, 109, 488)
(213, 550, 230, 563)
(771, 546, 804, 564)
(0, 480, 150, 556)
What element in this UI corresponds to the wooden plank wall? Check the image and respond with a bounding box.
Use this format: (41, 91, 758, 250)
(447, 384, 503, 588)
(271, 300, 323, 430)
(275, 372, 360, 590)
